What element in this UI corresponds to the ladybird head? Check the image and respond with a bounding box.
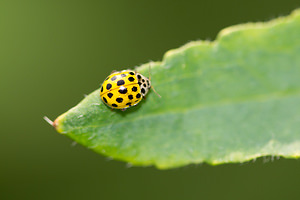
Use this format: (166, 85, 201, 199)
(136, 72, 151, 97)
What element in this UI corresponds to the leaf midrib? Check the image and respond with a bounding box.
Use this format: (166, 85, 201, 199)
(64, 88, 300, 133)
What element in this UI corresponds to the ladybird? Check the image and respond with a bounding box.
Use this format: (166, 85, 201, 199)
(100, 69, 156, 110)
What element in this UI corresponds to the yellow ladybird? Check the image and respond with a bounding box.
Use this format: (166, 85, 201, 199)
(100, 70, 152, 110)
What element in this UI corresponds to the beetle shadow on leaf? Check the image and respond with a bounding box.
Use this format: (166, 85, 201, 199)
(113, 97, 148, 117)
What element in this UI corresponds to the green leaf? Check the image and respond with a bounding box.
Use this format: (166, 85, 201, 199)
(53, 9, 300, 169)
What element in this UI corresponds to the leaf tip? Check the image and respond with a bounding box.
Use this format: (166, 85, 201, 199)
(44, 115, 66, 133)
(53, 113, 66, 134)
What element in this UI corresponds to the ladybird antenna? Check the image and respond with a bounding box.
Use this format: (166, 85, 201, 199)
(148, 63, 152, 81)
(151, 85, 161, 98)
(148, 63, 161, 98)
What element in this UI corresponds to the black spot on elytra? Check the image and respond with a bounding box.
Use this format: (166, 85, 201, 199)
(126, 102, 131, 106)
(112, 104, 118, 107)
(128, 95, 133, 100)
(132, 86, 137, 92)
(116, 98, 123, 103)
(102, 97, 107, 103)
(117, 80, 125, 86)
(129, 72, 135, 75)
(142, 79, 145, 82)
(141, 88, 145, 94)
(100, 86, 103, 92)
(138, 82, 142, 86)
(136, 93, 141, 98)
(121, 74, 126, 77)
(118, 88, 127, 94)
(137, 74, 142, 79)
(107, 93, 113, 98)
(143, 83, 146, 87)
(128, 77, 135, 82)
(106, 83, 112, 90)
(111, 76, 117, 81)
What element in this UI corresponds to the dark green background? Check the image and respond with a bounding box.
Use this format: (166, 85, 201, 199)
(1, 0, 299, 199)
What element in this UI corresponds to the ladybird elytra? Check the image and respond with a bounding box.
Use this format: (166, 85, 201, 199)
(100, 70, 152, 110)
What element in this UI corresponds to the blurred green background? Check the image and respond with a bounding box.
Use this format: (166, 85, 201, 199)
(1, 0, 299, 199)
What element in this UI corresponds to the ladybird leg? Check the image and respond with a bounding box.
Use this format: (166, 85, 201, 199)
(121, 108, 127, 111)
(110, 70, 117, 74)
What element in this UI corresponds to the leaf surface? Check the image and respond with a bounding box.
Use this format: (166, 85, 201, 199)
(54, 9, 300, 169)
